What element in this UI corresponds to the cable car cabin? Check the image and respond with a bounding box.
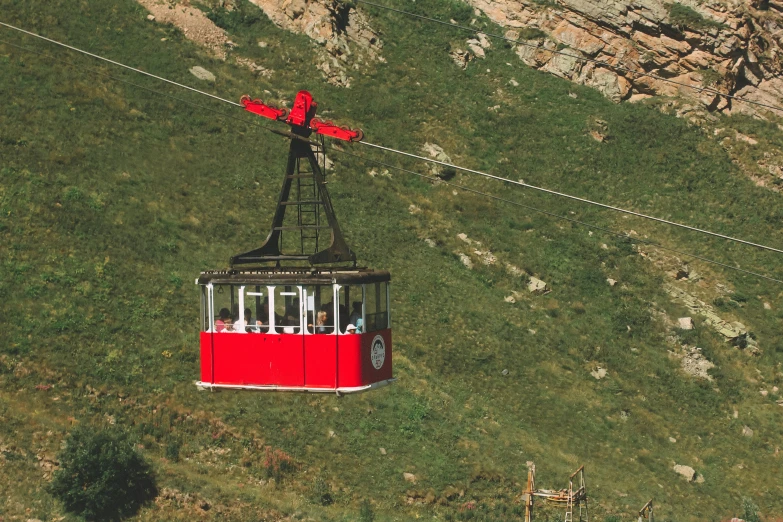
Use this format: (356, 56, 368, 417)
(196, 269, 393, 394)
(196, 90, 394, 394)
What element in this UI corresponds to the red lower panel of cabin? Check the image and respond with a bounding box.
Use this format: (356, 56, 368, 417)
(199, 330, 393, 392)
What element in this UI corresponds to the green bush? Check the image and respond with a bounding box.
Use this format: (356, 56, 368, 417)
(49, 427, 158, 521)
(310, 475, 333, 506)
(699, 68, 722, 87)
(742, 496, 761, 522)
(206, 3, 261, 30)
(667, 3, 725, 31)
(263, 446, 297, 483)
(359, 499, 375, 522)
(519, 27, 547, 40)
(165, 440, 181, 462)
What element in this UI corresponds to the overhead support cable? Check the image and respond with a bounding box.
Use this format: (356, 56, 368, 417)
(0, 20, 241, 107)
(0, 37, 316, 146)
(354, 0, 783, 114)
(335, 148, 783, 285)
(359, 140, 783, 255)
(2, 19, 782, 280)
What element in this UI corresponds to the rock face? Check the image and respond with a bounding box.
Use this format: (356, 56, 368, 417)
(528, 276, 549, 293)
(465, 0, 783, 117)
(190, 66, 216, 82)
(248, 0, 383, 87)
(679, 346, 715, 380)
(665, 284, 760, 354)
(678, 317, 694, 330)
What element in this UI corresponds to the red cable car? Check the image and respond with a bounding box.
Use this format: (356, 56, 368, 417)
(195, 91, 394, 394)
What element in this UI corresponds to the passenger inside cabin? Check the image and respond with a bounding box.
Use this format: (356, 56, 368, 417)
(348, 301, 362, 327)
(255, 297, 271, 332)
(346, 324, 357, 334)
(244, 308, 257, 333)
(284, 302, 299, 326)
(315, 310, 328, 333)
(215, 308, 231, 332)
(232, 305, 246, 333)
(320, 303, 334, 330)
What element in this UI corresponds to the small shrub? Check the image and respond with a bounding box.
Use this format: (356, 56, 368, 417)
(359, 499, 375, 522)
(263, 446, 297, 483)
(518, 27, 547, 40)
(531, 0, 559, 7)
(165, 440, 181, 462)
(742, 496, 761, 522)
(400, 398, 430, 436)
(206, 5, 260, 30)
(49, 426, 157, 521)
(699, 68, 722, 87)
(731, 292, 749, 303)
(311, 475, 333, 506)
(63, 186, 83, 201)
(168, 273, 183, 289)
(612, 302, 651, 336)
(667, 3, 725, 31)
(713, 296, 738, 310)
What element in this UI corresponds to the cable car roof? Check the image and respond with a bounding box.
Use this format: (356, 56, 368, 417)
(198, 268, 390, 286)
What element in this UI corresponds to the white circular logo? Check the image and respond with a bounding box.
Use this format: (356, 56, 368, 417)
(370, 335, 386, 370)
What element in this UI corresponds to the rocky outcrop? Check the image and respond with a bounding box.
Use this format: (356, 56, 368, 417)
(465, 0, 783, 117)
(248, 0, 383, 86)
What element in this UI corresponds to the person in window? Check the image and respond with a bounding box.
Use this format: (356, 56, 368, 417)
(321, 302, 334, 332)
(348, 301, 362, 327)
(315, 310, 328, 333)
(244, 308, 258, 333)
(215, 308, 231, 332)
(281, 303, 299, 334)
(232, 306, 247, 333)
(256, 297, 271, 332)
(346, 324, 357, 334)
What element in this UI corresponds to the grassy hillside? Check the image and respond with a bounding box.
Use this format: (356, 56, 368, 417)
(1, 0, 783, 520)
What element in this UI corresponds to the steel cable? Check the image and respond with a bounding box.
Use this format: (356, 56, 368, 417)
(0, 20, 241, 107)
(334, 147, 783, 284)
(360, 140, 783, 255)
(2, 22, 782, 283)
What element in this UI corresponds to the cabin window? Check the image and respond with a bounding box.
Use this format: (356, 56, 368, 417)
(336, 284, 364, 333)
(245, 286, 268, 333)
(303, 285, 336, 334)
(208, 284, 237, 332)
(273, 285, 302, 334)
(204, 284, 270, 333)
(202, 284, 213, 332)
(364, 282, 389, 332)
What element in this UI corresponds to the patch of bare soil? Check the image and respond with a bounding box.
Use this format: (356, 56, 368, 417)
(137, 0, 229, 59)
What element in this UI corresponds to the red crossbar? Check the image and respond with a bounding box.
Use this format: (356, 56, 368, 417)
(240, 95, 287, 121)
(239, 92, 363, 142)
(310, 118, 363, 142)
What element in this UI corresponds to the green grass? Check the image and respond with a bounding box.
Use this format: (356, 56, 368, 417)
(667, 3, 726, 32)
(1, 0, 783, 520)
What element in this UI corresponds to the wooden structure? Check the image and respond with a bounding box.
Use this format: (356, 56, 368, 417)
(638, 499, 654, 522)
(521, 464, 588, 522)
